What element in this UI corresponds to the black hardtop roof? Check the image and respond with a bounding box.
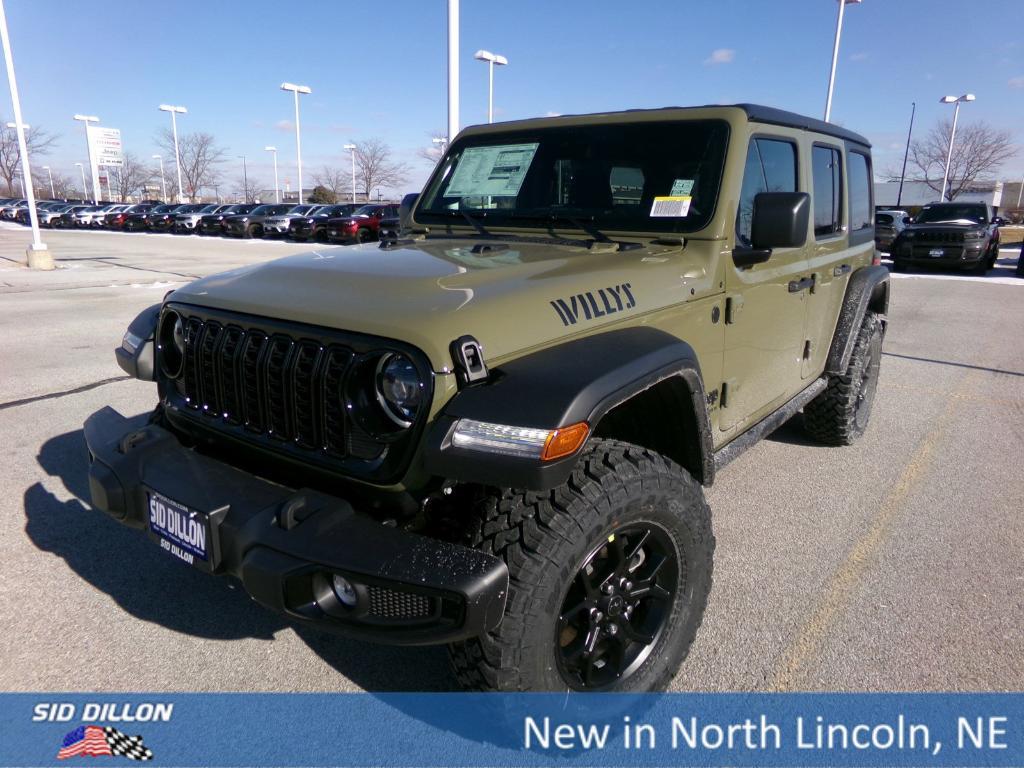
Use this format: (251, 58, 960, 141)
(735, 104, 870, 148)
(472, 103, 871, 149)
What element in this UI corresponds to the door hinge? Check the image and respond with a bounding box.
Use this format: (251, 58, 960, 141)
(803, 340, 813, 360)
(725, 294, 744, 324)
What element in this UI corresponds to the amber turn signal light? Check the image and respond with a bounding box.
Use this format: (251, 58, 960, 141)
(541, 422, 590, 461)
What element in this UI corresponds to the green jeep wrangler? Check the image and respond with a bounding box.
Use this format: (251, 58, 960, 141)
(86, 104, 888, 692)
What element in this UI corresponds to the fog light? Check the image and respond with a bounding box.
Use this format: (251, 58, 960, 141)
(332, 575, 358, 608)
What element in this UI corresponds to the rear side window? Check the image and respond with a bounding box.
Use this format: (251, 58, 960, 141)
(876, 213, 893, 225)
(812, 145, 843, 238)
(736, 137, 798, 245)
(848, 150, 872, 231)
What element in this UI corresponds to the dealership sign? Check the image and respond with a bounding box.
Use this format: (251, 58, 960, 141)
(87, 125, 124, 167)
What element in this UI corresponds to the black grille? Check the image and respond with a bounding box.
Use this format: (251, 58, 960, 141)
(173, 313, 355, 459)
(367, 585, 434, 619)
(160, 304, 432, 484)
(917, 231, 965, 244)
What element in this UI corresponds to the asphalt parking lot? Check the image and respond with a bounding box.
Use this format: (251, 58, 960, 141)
(0, 224, 1021, 692)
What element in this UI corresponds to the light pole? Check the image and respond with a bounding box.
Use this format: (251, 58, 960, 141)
(264, 146, 279, 203)
(238, 155, 248, 202)
(73, 113, 99, 202)
(939, 93, 975, 202)
(280, 82, 311, 203)
(896, 102, 915, 209)
(473, 50, 508, 123)
(159, 104, 187, 202)
(824, 0, 862, 122)
(152, 154, 167, 201)
(74, 162, 87, 200)
(42, 165, 54, 198)
(344, 143, 357, 203)
(0, 0, 47, 266)
(447, 0, 459, 143)
(5, 121, 27, 194)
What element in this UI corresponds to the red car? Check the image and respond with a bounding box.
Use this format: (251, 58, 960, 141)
(324, 204, 399, 243)
(105, 203, 154, 230)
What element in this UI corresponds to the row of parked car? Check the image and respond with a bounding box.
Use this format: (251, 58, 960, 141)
(0, 197, 402, 244)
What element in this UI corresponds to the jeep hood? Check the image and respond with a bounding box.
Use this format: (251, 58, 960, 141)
(169, 238, 716, 371)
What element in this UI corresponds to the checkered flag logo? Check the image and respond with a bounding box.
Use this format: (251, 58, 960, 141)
(104, 726, 154, 761)
(57, 725, 154, 761)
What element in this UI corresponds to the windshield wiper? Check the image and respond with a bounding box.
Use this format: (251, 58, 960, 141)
(448, 209, 491, 237)
(543, 213, 614, 244)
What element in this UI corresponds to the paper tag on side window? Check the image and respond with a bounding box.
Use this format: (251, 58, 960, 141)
(650, 196, 692, 217)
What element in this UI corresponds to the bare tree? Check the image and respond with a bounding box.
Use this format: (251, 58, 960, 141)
(232, 174, 263, 203)
(312, 165, 350, 198)
(32, 169, 74, 199)
(0, 121, 57, 194)
(908, 118, 1016, 200)
(108, 152, 153, 202)
(352, 139, 410, 199)
(415, 131, 446, 166)
(155, 128, 226, 201)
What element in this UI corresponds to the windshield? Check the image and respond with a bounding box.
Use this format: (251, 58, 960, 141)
(915, 204, 986, 224)
(351, 205, 378, 216)
(250, 204, 291, 215)
(876, 214, 893, 224)
(150, 205, 175, 213)
(418, 120, 729, 234)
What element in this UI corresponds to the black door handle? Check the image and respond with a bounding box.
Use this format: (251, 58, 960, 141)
(788, 276, 814, 293)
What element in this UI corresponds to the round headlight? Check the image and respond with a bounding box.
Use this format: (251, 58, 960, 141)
(375, 353, 422, 427)
(158, 310, 185, 378)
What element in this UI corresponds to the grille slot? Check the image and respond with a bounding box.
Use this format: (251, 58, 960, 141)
(174, 315, 357, 459)
(367, 586, 434, 620)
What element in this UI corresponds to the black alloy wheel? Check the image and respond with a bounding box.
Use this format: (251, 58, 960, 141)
(556, 523, 679, 690)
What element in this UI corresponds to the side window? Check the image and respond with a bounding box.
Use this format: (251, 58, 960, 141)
(736, 137, 797, 245)
(812, 145, 843, 238)
(848, 150, 872, 231)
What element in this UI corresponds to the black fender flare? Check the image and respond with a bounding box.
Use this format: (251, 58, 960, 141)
(422, 327, 714, 492)
(825, 265, 890, 376)
(114, 303, 161, 381)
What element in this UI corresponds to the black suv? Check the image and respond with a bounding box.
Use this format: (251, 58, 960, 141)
(890, 202, 1000, 274)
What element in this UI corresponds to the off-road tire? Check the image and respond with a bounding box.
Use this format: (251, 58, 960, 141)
(448, 438, 714, 692)
(803, 311, 883, 446)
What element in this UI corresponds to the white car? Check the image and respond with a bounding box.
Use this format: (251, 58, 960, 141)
(261, 204, 320, 236)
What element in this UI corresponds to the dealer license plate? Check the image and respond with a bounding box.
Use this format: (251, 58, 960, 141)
(928, 248, 944, 257)
(146, 490, 213, 571)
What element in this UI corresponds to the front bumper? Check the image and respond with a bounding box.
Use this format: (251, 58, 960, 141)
(892, 242, 986, 268)
(83, 407, 509, 645)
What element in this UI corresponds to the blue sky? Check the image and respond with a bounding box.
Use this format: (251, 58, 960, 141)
(2, 0, 1022, 197)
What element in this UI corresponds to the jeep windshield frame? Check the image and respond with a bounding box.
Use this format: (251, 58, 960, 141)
(417, 119, 729, 235)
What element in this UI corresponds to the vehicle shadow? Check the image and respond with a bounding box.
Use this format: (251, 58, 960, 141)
(26, 428, 454, 691)
(764, 415, 819, 447)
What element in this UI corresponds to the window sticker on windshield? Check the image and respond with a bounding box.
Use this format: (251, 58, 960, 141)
(444, 143, 539, 198)
(669, 179, 694, 196)
(651, 196, 692, 217)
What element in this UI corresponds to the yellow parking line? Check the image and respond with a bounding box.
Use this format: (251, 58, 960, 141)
(766, 366, 980, 691)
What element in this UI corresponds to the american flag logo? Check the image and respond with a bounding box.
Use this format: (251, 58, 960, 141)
(57, 725, 154, 761)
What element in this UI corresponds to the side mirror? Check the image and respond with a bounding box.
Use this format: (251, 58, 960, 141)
(733, 192, 809, 269)
(751, 192, 810, 250)
(398, 193, 419, 232)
